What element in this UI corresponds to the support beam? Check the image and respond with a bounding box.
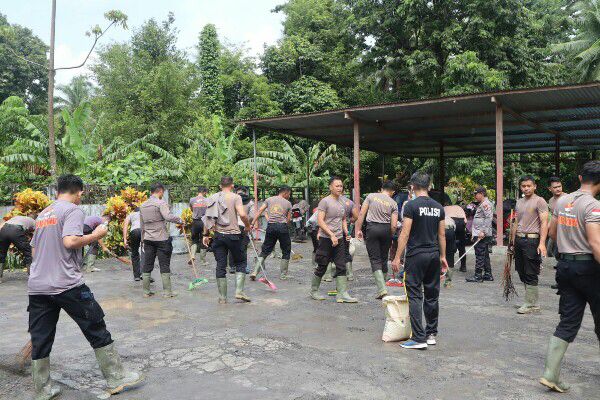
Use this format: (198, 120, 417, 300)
(345, 112, 361, 205)
(252, 129, 259, 232)
(493, 98, 504, 247)
(555, 134, 560, 176)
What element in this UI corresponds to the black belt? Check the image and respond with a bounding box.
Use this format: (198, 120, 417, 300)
(559, 254, 594, 261)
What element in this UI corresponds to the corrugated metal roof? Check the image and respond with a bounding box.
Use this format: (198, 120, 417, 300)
(241, 82, 600, 157)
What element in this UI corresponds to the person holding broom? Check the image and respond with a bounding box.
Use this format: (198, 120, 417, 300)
(28, 174, 143, 399)
(309, 176, 357, 303)
(0, 214, 36, 281)
(202, 176, 251, 304)
(249, 185, 293, 280)
(354, 180, 399, 299)
(139, 183, 183, 298)
(539, 160, 600, 393)
(189, 186, 209, 266)
(82, 215, 109, 273)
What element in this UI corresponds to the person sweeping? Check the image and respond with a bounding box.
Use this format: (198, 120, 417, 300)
(189, 186, 209, 266)
(27, 174, 143, 399)
(202, 176, 251, 304)
(309, 177, 357, 303)
(249, 185, 293, 280)
(0, 214, 35, 281)
(354, 180, 399, 299)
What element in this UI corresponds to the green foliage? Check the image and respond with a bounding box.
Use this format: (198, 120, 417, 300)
(198, 24, 224, 115)
(55, 76, 94, 112)
(281, 76, 342, 113)
(441, 51, 508, 95)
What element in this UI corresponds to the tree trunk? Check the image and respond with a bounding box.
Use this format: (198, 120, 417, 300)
(47, 0, 57, 177)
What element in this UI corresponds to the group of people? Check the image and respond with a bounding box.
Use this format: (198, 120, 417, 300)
(1, 158, 597, 399)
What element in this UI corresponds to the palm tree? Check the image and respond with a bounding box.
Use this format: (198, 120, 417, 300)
(54, 76, 94, 111)
(554, 0, 600, 81)
(236, 141, 337, 189)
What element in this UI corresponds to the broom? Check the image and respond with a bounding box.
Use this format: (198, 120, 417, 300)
(258, 228, 302, 260)
(248, 233, 277, 291)
(501, 211, 518, 301)
(182, 226, 208, 290)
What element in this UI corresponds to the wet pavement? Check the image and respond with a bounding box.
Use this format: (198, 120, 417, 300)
(0, 241, 598, 400)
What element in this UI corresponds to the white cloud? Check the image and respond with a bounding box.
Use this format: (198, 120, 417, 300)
(53, 43, 95, 86)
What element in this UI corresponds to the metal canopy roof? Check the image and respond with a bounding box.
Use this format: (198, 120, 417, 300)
(242, 82, 600, 158)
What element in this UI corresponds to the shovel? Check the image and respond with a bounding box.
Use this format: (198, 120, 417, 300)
(248, 232, 277, 291)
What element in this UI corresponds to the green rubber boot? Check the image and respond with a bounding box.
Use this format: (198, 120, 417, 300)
(310, 274, 326, 300)
(217, 277, 228, 304)
(518, 285, 541, 314)
(373, 270, 388, 299)
(250, 257, 265, 281)
(83, 253, 100, 272)
(161, 273, 177, 298)
(189, 244, 197, 262)
(235, 272, 251, 302)
(311, 254, 317, 268)
(198, 249, 207, 265)
(540, 336, 570, 393)
(0, 262, 4, 284)
(280, 259, 290, 280)
(32, 357, 61, 400)
(347, 262, 354, 281)
(323, 263, 333, 282)
(94, 342, 144, 395)
(335, 276, 358, 303)
(444, 267, 453, 288)
(142, 273, 154, 297)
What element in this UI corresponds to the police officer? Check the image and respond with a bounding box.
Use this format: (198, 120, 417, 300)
(123, 207, 143, 281)
(444, 202, 468, 272)
(355, 180, 398, 298)
(82, 215, 108, 273)
(443, 215, 456, 288)
(203, 176, 252, 304)
(539, 161, 600, 393)
(466, 187, 494, 282)
(547, 176, 567, 289)
(324, 191, 359, 281)
(391, 172, 448, 349)
(189, 186, 209, 266)
(309, 176, 357, 303)
(250, 186, 293, 280)
(228, 185, 253, 274)
(512, 176, 549, 314)
(0, 214, 35, 281)
(139, 182, 183, 298)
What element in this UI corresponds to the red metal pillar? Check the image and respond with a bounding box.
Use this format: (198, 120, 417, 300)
(353, 120, 361, 205)
(495, 102, 504, 247)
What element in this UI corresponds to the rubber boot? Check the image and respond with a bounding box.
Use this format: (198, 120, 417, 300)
(142, 273, 154, 297)
(32, 357, 61, 400)
(310, 274, 326, 300)
(444, 267, 453, 288)
(83, 254, 100, 272)
(540, 336, 570, 393)
(465, 270, 483, 283)
(94, 342, 144, 395)
(217, 277, 228, 304)
(346, 262, 354, 281)
(280, 259, 290, 280)
(0, 263, 4, 284)
(199, 249, 207, 266)
(161, 273, 177, 298)
(323, 263, 333, 282)
(189, 244, 197, 265)
(335, 276, 358, 303)
(250, 257, 265, 281)
(311, 254, 317, 268)
(235, 272, 251, 302)
(518, 285, 541, 314)
(373, 270, 388, 299)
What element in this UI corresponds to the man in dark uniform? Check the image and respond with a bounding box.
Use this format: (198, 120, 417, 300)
(309, 177, 357, 303)
(28, 175, 143, 399)
(391, 172, 448, 349)
(250, 186, 292, 280)
(355, 180, 398, 298)
(540, 161, 600, 393)
(466, 187, 494, 282)
(203, 176, 252, 304)
(140, 183, 183, 298)
(444, 202, 468, 272)
(512, 175, 548, 314)
(0, 214, 35, 281)
(189, 186, 209, 266)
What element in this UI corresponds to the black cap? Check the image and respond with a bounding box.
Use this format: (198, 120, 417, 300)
(473, 186, 487, 196)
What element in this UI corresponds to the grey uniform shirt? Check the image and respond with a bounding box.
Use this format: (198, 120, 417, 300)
(28, 200, 86, 295)
(364, 192, 398, 224)
(317, 196, 346, 239)
(472, 197, 493, 237)
(189, 195, 208, 220)
(129, 211, 141, 231)
(6, 215, 36, 231)
(554, 190, 600, 255)
(140, 195, 182, 242)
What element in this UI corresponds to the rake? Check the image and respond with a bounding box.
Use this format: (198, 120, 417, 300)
(248, 233, 277, 291)
(182, 226, 208, 290)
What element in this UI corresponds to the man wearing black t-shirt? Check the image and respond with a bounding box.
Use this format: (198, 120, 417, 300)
(392, 172, 448, 350)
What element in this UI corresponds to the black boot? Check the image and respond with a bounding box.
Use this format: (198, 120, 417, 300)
(483, 274, 494, 281)
(459, 264, 466, 272)
(466, 272, 483, 282)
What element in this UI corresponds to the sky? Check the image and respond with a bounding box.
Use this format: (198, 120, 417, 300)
(3, 0, 285, 85)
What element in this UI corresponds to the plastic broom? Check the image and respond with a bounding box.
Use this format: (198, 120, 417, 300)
(248, 233, 277, 291)
(182, 226, 208, 290)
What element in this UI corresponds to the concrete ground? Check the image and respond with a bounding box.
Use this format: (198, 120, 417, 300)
(0, 241, 598, 400)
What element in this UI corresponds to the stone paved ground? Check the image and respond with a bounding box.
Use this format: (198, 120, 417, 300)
(0, 241, 598, 400)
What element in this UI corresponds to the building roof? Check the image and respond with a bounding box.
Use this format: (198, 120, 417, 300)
(241, 82, 600, 157)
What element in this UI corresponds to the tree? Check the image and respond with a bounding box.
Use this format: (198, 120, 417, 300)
(55, 76, 94, 111)
(281, 76, 342, 113)
(441, 51, 508, 95)
(554, 0, 600, 81)
(198, 24, 224, 115)
(0, 14, 48, 113)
